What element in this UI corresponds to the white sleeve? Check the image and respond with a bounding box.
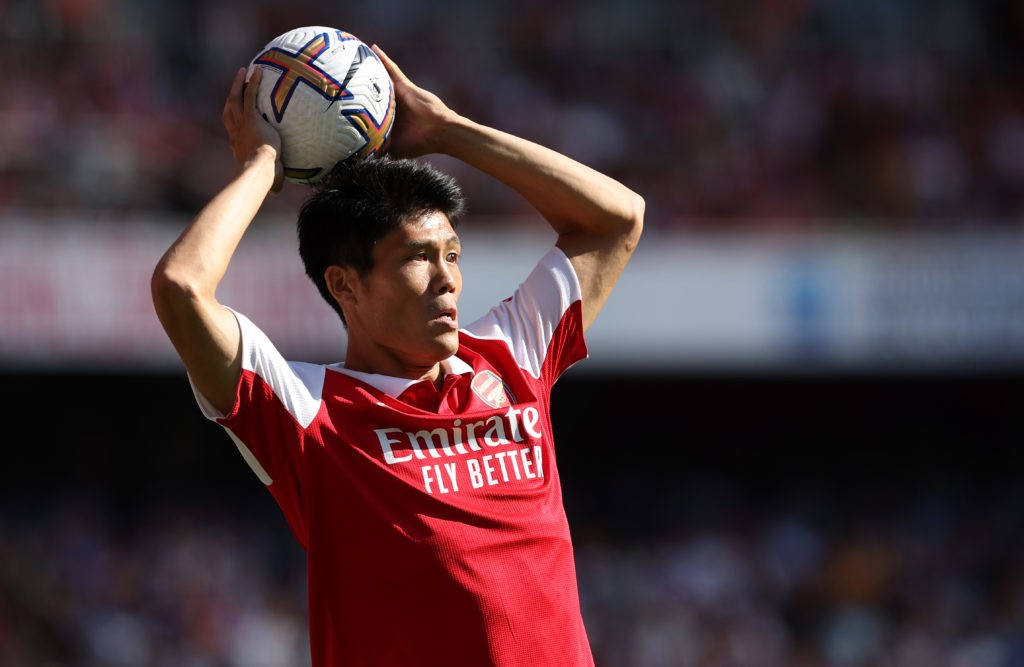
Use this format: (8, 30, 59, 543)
(463, 246, 585, 379)
(189, 308, 326, 430)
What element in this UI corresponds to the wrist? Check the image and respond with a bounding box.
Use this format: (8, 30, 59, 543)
(238, 144, 281, 193)
(431, 114, 480, 157)
(240, 144, 279, 177)
(249, 144, 279, 165)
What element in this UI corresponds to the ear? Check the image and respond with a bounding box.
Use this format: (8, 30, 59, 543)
(324, 265, 361, 312)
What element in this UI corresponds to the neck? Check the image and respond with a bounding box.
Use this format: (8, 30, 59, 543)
(343, 348, 445, 385)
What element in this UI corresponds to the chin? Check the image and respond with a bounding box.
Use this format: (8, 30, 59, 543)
(432, 331, 460, 358)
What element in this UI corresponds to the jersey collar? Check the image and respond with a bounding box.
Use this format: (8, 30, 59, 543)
(331, 355, 474, 398)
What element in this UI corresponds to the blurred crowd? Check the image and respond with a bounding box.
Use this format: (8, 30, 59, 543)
(2, 0, 1023, 229)
(2, 483, 1022, 667)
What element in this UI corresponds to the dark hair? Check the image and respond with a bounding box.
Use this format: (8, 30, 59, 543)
(297, 156, 466, 326)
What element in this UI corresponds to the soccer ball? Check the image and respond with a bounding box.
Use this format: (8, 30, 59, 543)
(246, 26, 396, 184)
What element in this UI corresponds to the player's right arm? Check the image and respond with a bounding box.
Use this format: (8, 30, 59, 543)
(151, 67, 282, 415)
(374, 46, 643, 333)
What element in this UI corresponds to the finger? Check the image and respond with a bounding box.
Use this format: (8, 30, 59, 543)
(243, 66, 261, 111)
(270, 162, 284, 195)
(225, 68, 245, 111)
(223, 68, 245, 127)
(228, 67, 245, 105)
(371, 44, 407, 83)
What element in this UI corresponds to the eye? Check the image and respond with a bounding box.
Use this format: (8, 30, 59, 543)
(446, 252, 459, 263)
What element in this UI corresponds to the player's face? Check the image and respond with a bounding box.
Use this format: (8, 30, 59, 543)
(350, 212, 462, 373)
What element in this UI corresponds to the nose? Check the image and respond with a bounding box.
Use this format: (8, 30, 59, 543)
(433, 257, 459, 295)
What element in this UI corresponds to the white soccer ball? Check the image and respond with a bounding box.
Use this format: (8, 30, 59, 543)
(246, 26, 396, 184)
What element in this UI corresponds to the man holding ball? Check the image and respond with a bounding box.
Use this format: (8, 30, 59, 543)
(152, 41, 643, 666)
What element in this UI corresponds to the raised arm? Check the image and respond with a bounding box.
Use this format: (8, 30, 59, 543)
(151, 67, 283, 414)
(374, 46, 644, 331)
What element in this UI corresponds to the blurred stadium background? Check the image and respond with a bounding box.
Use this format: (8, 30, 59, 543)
(2, 0, 1023, 665)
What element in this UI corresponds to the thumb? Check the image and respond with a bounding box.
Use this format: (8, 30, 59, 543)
(270, 161, 284, 195)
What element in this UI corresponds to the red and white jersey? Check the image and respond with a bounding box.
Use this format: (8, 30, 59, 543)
(192, 247, 593, 666)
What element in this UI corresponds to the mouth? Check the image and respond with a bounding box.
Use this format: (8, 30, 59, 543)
(431, 305, 458, 328)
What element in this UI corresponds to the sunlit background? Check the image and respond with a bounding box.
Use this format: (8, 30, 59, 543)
(1, 1, 1023, 665)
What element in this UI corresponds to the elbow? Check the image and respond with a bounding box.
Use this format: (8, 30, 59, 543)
(151, 263, 180, 326)
(151, 260, 181, 308)
(621, 191, 645, 250)
(150, 259, 202, 325)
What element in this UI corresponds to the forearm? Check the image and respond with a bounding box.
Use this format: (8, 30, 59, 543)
(435, 115, 643, 238)
(151, 148, 277, 414)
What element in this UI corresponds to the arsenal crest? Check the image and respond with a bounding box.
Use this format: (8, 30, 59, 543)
(471, 370, 510, 408)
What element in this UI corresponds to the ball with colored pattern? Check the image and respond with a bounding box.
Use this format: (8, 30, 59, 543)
(246, 26, 396, 184)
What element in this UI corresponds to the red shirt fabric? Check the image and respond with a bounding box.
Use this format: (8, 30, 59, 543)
(192, 248, 593, 666)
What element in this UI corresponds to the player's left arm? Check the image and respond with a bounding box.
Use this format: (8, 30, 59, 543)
(373, 46, 644, 330)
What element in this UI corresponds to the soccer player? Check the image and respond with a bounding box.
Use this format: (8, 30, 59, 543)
(151, 45, 644, 666)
